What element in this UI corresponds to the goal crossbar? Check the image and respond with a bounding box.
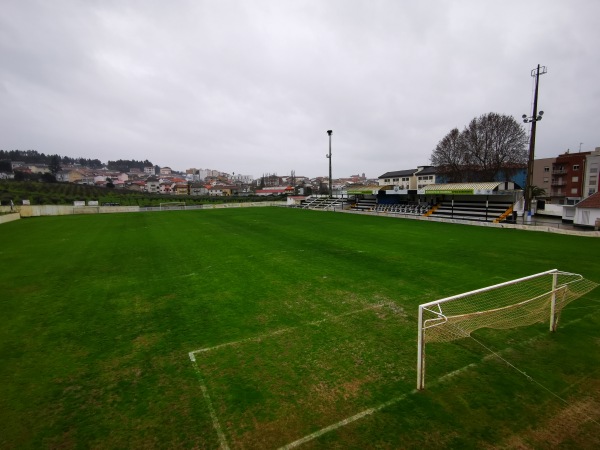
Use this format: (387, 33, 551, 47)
(417, 269, 597, 390)
(159, 202, 186, 211)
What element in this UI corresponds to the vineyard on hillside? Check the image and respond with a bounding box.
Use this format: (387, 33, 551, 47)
(0, 181, 277, 207)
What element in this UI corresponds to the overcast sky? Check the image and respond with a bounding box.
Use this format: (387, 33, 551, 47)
(1, 1, 599, 179)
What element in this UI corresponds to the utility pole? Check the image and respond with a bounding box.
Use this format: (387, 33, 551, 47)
(522, 64, 547, 223)
(326, 130, 333, 197)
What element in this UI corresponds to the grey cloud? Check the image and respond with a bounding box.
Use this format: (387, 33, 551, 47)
(1, 0, 599, 178)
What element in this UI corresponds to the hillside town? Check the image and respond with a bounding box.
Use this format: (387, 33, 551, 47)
(0, 156, 374, 197)
(2, 146, 599, 207)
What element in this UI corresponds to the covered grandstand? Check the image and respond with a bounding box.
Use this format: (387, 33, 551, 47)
(294, 181, 523, 223)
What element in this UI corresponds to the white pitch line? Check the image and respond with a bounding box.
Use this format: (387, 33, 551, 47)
(188, 302, 395, 449)
(277, 312, 597, 449)
(188, 303, 389, 357)
(278, 391, 415, 450)
(190, 360, 230, 450)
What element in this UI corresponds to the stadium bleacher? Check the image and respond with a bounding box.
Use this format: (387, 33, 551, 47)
(427, 199, 513, 222)
(293, 195, 513, 223)
(296, 196, 347, 210)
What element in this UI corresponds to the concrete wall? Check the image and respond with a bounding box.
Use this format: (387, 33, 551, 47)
(537, 203, 563, 217)
(17, 202, 284, 217)
(0, 213, 21, 224)
(19, 205, 141, 217)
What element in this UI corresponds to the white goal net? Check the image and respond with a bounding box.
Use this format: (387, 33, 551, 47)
(159, 202, 186, 211)
(417, 269, 598, 389)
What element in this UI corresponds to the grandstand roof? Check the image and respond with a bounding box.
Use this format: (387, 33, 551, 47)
(424, 181, 517, 194)
(378, 169, 416, 178)
(379, 166, 439, 179)
(347, 185, 381, 194)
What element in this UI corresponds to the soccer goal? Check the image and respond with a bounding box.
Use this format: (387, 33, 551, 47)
(417, 269, 598, 390)
(159, 202, 186, 211)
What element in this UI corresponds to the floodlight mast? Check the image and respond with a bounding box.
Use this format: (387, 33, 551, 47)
(326, 130, 333, 197)
(522, 64, 547, 223)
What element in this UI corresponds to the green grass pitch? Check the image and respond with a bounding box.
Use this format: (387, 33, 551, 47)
(1, 207, 599, 448)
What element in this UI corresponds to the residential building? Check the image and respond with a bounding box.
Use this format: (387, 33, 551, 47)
(378, 169, 417, 189)
(144, 166, 155, 175)
(173, 183, 189, 195)
(532, 157, 556, 197)
(160, 167, 172, 175)
(145, 176, 160, 193)
(57, 169, 84, 183)
(190, 183, 209, 196)
(159, 182, 173, 194)
(232, 174, 253, 184)
(255, 186, 294, 196)
(416, 166, 438, 189)
(550, 151, 590, 204)
(378, 166, 438, 190)
(584, 147, 600, 198)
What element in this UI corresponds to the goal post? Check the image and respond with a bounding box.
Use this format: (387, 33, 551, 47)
(159, 202, 186, 211)
(417, 269, 598, 390)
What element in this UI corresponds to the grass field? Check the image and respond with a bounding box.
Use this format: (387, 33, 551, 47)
(1, 207, 600, 449)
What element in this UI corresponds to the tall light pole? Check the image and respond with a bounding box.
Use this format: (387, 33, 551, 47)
(522, 64, 547, 223)
(326, 130, 333, 197)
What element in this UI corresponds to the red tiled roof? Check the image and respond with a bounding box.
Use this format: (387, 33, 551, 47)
(576, 192, 600, 209)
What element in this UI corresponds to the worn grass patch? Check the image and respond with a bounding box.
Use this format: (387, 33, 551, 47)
(1, 207, 600, 448)
(192, 303, 412, 448)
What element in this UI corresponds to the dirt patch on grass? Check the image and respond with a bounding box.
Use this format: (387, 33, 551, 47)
(491, 397, 600, 449)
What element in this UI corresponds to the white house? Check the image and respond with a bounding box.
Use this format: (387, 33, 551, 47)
(572, 191, 600, 228)
(378, 166, 438, 190)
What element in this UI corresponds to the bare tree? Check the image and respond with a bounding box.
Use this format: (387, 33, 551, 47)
(431, 128, 467, 183)
(432, 113, 528, 182)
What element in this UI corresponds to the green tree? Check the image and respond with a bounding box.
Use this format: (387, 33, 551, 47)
(49, 155, 61, 175)
(529, 185, 547, 199)
(0, 160, 12, 173)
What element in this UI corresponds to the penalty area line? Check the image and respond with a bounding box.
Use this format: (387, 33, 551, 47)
(188, 302, 389, 358)
(277, 391, 415, 450)
(278, 312, 598, 449)
(190, 359, 230, 450)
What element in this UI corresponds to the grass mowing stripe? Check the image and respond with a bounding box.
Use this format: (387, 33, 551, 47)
(278, 309, 600, 449)
(278, 391, 414, 450)
(1, 207, 600, 448)
(189, 302, 388, 356)
(190, 361, 230, 450)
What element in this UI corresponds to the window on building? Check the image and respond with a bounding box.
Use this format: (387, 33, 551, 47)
(402, 177, 409, 182)
(384, 179, 390, 183)
(590, 177, 597, 185)
(393, 178, 399, 182)
(543, 177, 549, 183)
(591, 167, 598, 173)
(544, 167, 550, 172)
(571, 188, 578, 194)
(572, 176, 579, 182)
(589, 188, 596, 196)
(573, 164, 580, 170)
